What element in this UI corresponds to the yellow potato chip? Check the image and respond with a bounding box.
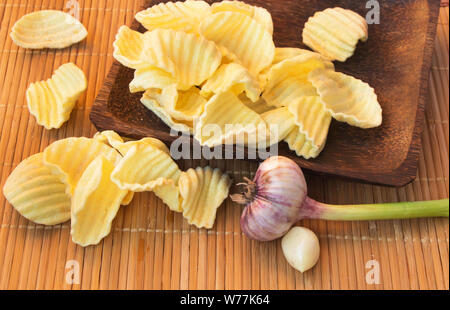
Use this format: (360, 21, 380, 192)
(201, 63, 261, 102)
(43, 137, 122, 195)
(142, 29, 222, 90)
(26, 63, 87, 129)
(71, 156, 128, 247)
(170, 87, 207, 121)
(129, 66, 177, 93)
(113, 26, 147, 69)
(121, 191, 135, 206)
(141, 89, 194, 134)
(114, 137, 170, 157)
(287, 96, 331, 154)
(2, 153, 71, 225)
(194, 91, 268, 147)
(179, 167, 231, 229)
(260, 107, 296, 145)
(239, 95, 274, 114)
(10, 10, 87, 49)
(308, 68, 382, 128)
(93, 130, 124, 149)
(284, 128, 320, 159)
(135, 0, 211, 34)
(153, 182, 182, 213)
(303, 7, 368, 62)
(211, 1, 273, 35)
(273, 47, 324, 65)
(111, 143, 181, 193)
(200, 12, 275, 76)
(262, 54, 334, 108)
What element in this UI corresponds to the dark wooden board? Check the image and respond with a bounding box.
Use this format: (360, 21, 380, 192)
(90, 0, 440, 186)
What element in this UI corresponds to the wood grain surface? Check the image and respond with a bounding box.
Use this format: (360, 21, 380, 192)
(91, 0, 440, 186)
(0, 0, 448, 290)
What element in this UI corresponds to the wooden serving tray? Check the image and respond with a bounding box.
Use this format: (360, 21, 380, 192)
(90, 0, 440, 186)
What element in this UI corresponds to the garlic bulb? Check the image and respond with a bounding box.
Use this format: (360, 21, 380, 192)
(281, 226, 320, 273)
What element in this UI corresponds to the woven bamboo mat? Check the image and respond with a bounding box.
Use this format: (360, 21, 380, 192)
(0, 0, 448, 290)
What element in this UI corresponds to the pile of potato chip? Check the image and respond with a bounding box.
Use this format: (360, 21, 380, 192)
(3, 131, 231, 247)
(114, 1, 382, 159)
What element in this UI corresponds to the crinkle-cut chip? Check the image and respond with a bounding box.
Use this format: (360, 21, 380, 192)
(239, 95, 274, 114)
(10, 10, 87, 49)
(218, 45, 242, 65)
(262, 54, 334, 108)
(284, 127, 321, 159)
(260, 107, 296, 146)
(121, 191, 135, 206)
(153, 182, 182, 212)
(71, 156, 128, 247)
(135, 0, 211, 35)
(194, 91, 268, 148)
(200, 12, 275, 76)
(211, 1, 273, 35)
(113, 26, 147, 69)
(302, 7, 368, 62)
(273, 47, 324, 65)
(201, 63, 261, 102)
(141, 89, 194, 134)
(113, 137, 170, 157)
(179, 167, 231, 229)
(43, 137, 122, 195)
(142, 29, 221, 90)
(93, 130, 124, 150)
(111, 143, 181, 193)
(170, 87, 207, 121)
(287, 96, 331, 153)
(26, 63, 87, 129)
(129, 66, 177, 93)
(2, 153, 71, 225)
(308, 68, 382, 128)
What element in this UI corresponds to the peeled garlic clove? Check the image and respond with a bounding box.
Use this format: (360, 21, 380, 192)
(281, 226, 320, 273)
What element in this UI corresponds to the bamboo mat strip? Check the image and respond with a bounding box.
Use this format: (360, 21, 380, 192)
(0, 1, 448, 290)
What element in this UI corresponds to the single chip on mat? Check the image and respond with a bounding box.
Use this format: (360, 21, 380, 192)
(26, 63, 87, 129)
(179, 167, 231, 229)
(10, 10, 87, 49)
(3, 153, 71, 225)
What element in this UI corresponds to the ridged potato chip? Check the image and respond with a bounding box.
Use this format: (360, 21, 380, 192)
(273, 47, 324, 65)
(194, 91, 267, 148)
(284, 128, 319, 159)
(142, 29, 222, 90)
(113, 137, 170, 157)
(111, 143, 181, 193)
(43, 137, 122, 195)
(2, 153, 71, 225)
(71, 156, 128, 247)
(239, 95, 274, 114)
(308, 68, 382, 128)
(10, 10, 87, 49)
(200, 12, 275, 76)
(211, 1, 273, 35)
(135, 0, 211, 35)
(201, 63, 261, 102)
(26, 63, 87, 129)
(287, 96, 331, 154)
(111, 143, 181, 212)
(260, 107, 296, 145)
(93, 130, 124, 150)
(170, 87, 207, 121)
(303, 7, 368, 62)
(179, 167, 231, 229)
(262, 54, 334, 108)
(141, 89, 194, 134)
(129, 66, 177, 93)
(113, 26, 147, 69)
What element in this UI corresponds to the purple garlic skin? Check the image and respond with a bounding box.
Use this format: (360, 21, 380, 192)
(240, 156, 308, 241)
